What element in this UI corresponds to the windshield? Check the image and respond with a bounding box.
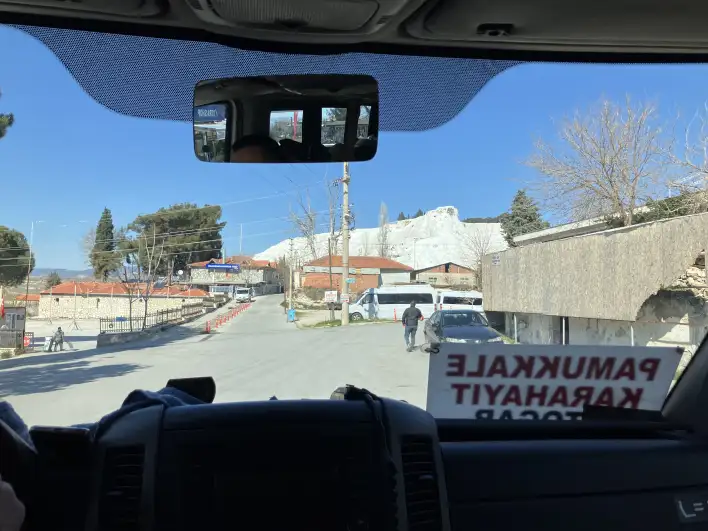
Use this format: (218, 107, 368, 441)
(0, 26, 702, 426)
(442, 312, 485, 327)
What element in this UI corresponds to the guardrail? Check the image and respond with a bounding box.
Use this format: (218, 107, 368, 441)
(99, 303, 204, 334)
(203, 303, 252, 333)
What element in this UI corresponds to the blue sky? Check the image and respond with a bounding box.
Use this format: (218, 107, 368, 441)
(2, 25, 708, 270)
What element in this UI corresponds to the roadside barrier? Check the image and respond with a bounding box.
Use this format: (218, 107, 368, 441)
(203, 302, 253, 333)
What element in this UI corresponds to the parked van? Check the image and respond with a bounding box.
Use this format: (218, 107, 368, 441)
(437, 290, 485, 317)
(348, 285, 437, 321)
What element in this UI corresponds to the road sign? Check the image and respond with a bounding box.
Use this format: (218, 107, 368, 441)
(345, 278, 356, 284)
(324, 290, 338, 303)
(340, 293, 350, 303)
(206, 263, 241, 272)
(491, 253, 501, 266)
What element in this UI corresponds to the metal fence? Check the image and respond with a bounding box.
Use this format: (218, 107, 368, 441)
(99, 303, 204, 334)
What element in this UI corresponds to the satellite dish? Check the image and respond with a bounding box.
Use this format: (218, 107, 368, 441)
(177, 270, 184, 276)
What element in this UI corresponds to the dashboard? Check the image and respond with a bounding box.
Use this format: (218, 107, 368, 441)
(4, 389, 708, 531)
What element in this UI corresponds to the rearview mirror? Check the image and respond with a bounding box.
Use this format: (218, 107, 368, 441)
(193, 74, 379, 164)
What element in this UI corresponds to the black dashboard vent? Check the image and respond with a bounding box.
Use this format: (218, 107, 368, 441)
(400, 436, 442, 531)
(98, 445, 145, 531)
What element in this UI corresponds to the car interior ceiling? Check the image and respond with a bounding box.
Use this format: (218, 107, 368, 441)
(5, 1, 708, 531)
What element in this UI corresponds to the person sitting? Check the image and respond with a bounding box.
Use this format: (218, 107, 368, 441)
(231, 135, 282, 162)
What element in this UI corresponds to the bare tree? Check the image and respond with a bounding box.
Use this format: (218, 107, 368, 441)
(116, 228, 166, 330)
(290, 192, 319, 261)
(668, 103, 708, 214)
(465, 225, 494, 290)
(377, 202, 392, 258)
(359, 233, 371, 255)
(526, 96, 674, 226)
(82, 227, 96, 267)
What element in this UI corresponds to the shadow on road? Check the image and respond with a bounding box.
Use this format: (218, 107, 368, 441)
(0, 324, 204, 371)
(0, 360, 144, 397)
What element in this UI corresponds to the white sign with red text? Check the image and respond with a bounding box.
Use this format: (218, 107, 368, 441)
(426, 343, 682, 420)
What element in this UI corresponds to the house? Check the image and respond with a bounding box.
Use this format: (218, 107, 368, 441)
(38, 281, 209, 319)
(482, 212, 708, 373)
(301, 256, 413, 292)
(188, 255, 282, 296)
(411, 262, 476, 288)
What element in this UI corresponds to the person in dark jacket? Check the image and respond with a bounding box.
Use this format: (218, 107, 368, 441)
(401, 301, 423, 352)
(52, 327, 64, 352)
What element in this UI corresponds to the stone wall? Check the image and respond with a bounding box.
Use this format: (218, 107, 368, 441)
(38, 294, 204, 319)
(191, 268, 279, 285)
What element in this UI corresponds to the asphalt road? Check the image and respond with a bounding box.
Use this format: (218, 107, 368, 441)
(0, 295, 430, 428)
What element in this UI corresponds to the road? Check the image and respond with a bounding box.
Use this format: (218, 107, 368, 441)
(0, 295, 430, 428)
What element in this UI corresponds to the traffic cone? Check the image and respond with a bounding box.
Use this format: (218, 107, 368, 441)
(205, 321, 211, 333)
(394, 308, 397, 321)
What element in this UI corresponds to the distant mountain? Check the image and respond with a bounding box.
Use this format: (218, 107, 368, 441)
(254, 206, 508, 269)
(31, 268, 94, 279)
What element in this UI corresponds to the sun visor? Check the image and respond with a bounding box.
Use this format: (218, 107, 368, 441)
(406, 0, 708, 51)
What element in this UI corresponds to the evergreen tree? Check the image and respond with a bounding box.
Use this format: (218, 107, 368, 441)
(91, 207, 121, 280)
(0, 227, 33, 286)
(397, 212, 407, 221)
(0, 89, 14, 140)
(414, 209, 425, 218)
(44, 271, 61, 289)
(499, 190, 550, 247)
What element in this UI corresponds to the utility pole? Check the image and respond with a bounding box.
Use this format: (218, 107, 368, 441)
(341, 162, 351, 326)
(288, 238, 294, 312)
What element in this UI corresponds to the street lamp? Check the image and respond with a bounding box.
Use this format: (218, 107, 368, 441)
(22, 220, 43, 334)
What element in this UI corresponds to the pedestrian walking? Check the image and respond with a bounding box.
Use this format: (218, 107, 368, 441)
(401, 301, 423, 352)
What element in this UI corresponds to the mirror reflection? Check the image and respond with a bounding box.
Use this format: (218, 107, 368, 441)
(193, 75, 378, 163)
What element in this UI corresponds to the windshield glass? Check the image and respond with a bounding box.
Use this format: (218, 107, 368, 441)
(442, 312, 485, 327)
(0, 26, 702, 426)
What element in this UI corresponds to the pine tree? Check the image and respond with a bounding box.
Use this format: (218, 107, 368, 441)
(91, 208, 121, 280)
(414, 209, 425, 218)
(499, 190, 550, 247)
(397, 212, 407, 221)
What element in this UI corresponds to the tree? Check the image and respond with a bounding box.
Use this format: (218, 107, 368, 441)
(359, 233, 371, 255)
(414, 209, 425, 218)
(44, 271, 61, 290)
(0, 227, 34, 286)
(526, 97, 673, 226)
(325, 108, 347, 122)
(130, 203, 225, 282)
(0, 89, 14, 141)
(290, 192, 319, 261)
(499, 190, 550, 247)
(397, 212, 407, 221)
(325, 181, 342, 288)
(82, 227, 96, 267)
(377, 202, 392, 258)
(90, 208, 121, 281)
(115, 226, 166, 330)
(463, 216, 501, 223)
(465, 225, 494, 290)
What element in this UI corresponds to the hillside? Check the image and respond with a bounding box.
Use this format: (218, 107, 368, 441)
(254, 206, 508, 268)
(31, 268, 93, 278)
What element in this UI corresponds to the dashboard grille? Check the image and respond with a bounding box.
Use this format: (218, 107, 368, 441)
(401, 436, 442, 531)
(98, 445, 145, 531)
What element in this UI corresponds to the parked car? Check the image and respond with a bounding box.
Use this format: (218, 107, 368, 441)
(423, 309, 504, 344)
